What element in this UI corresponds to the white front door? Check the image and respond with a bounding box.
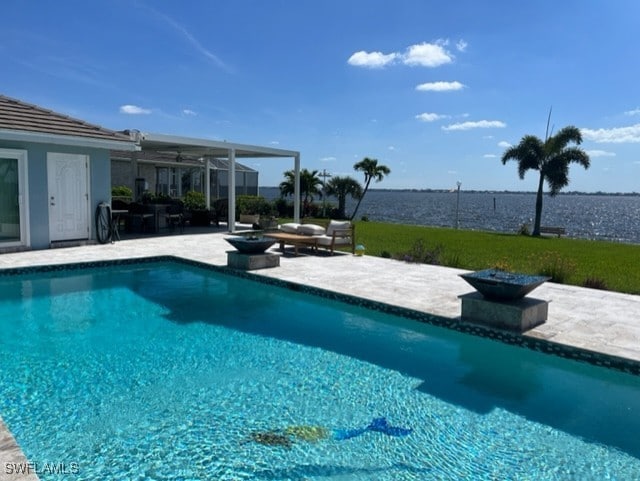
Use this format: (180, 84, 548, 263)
(47, 153, 90, 242)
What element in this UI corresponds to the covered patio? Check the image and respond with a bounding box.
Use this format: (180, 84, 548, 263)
(113, 131, 301, 232)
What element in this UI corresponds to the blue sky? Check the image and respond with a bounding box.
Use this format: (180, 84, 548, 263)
(2, 0, 640, 192)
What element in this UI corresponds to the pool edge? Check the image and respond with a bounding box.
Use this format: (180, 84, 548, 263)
(0, 417, 40, 481)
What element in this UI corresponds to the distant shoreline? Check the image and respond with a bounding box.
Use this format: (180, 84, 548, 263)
(261, 187, 640, 197)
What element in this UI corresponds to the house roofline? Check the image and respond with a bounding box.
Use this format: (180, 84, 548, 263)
(0, 128, 139, 151)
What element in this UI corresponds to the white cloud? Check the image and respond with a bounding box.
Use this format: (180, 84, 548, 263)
(586, 149, 616, 157)
(388, 145, 396, 151)
(483, 154, 497, 158)
(498, 140, 512, 148)
(348, 39, 465, 69)
(402, 41, 453, 67)
(347, 50, 397, 68)
(320, 156, 336, 162)
(416, 81, 465, 92)
(182, 109, 196, 116)
(442, 120, 507, 131)
(415, 112, 447, 122)
(581, 124, 640, 143)
(269, 140, 280, 145)
(119, 104, 151, 115)
(624, 108, 640, 116)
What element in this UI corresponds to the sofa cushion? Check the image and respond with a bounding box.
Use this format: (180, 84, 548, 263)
(298, 224, 326, 236)
(316, 235, 351, 246)
(326, 220, 351, 237)
(280, 222, 301, 233)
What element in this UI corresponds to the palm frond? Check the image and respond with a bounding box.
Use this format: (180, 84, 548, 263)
(501, 135, 545, 179)
(546, 125, 582, 154)
(556, 147, 591, 169)
(543, 157, 569, 195)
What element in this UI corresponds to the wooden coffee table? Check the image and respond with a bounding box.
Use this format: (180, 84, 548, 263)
(263, 232, 318, 256)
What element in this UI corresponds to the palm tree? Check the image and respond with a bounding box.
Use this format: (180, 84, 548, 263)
(278, 169, 297, 198)
(325, 176, 363, 219)
(279, 168, 323, 216)
(350, 157, 391, 220)
(501, 114, 590, 236)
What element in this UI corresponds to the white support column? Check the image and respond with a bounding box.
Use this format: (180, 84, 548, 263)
(204, 158, 211, 209)
(293, 154, 301, 223)
(228, 148, 236, 232)
(131, 151, 138, 191)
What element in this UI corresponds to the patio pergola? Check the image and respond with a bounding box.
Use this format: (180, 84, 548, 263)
(121, 131, 301, 232)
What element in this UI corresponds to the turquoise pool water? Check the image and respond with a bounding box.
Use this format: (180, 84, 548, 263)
(1, 261, 640, 480)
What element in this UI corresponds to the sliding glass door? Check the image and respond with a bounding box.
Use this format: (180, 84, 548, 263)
(0, 149, 28, 247)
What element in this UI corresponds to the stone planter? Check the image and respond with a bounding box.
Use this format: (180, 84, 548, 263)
(225, 235, 279, 270)
(459, 269, 551, 332)
(239, 214, 260, 225)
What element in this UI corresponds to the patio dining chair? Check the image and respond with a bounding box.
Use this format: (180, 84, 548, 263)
(165, 203, 185, 233)
(128, 202, 154, 233)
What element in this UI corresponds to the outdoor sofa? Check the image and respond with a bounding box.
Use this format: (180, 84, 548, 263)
(279, 220, 355, 254)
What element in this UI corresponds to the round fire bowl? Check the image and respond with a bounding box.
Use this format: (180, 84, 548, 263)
(460, 269, 550, 301)
(224, 236, 276, 254)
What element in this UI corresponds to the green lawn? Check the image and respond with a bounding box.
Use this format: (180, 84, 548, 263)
(348, 221, 640, 295)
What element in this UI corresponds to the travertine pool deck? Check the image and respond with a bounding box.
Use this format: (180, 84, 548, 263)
(2, 230, 640, 479)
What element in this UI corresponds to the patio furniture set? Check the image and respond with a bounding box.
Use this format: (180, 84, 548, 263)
(111, 200, 220, 237)
(224, 220, 355, 270)
(265, 220, 355, 255)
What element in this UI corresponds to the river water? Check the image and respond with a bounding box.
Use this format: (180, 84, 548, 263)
(260, 188, 640, 244)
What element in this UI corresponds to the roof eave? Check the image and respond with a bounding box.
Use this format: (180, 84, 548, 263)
(139, 132, 299, 158)
(0, 128, 139, 151)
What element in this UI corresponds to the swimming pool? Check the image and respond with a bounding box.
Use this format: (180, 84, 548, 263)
(1, 260, 639, 480)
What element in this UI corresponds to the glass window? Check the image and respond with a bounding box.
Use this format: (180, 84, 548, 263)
(0, 149, 28, 247)
(156, 167, 169, 196)
(181, 168, 203, 195)
(0, 158, 19, 242)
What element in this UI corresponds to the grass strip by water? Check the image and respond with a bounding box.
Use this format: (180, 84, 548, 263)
(348, 221, 640, 295)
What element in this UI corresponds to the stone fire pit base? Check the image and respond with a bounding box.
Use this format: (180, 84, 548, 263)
(459, 292, 548, 332)
(227, 251, 280, 270)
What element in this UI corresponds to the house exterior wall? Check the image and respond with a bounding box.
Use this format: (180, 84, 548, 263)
(0, 139, 111, 250)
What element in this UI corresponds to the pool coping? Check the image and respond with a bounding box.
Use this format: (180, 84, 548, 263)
(0, 419, 38, 481)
